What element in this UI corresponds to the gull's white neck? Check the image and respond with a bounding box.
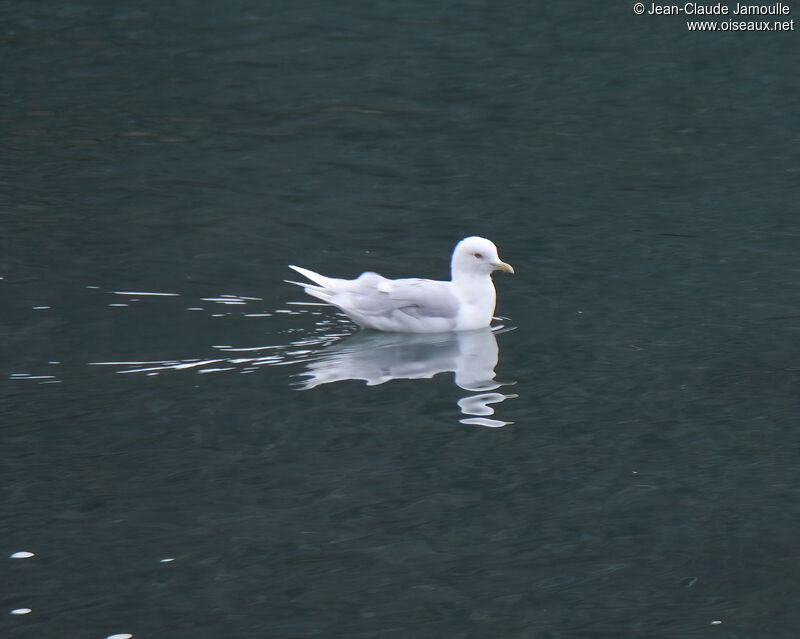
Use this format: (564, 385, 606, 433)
(450, 270, 497, 330)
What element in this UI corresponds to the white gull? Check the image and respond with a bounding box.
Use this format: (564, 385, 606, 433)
(286, 236, 513, 333)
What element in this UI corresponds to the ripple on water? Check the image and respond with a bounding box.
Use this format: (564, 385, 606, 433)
(74, 290, 517, 425)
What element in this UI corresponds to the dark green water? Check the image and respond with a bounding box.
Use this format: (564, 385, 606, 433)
(3, 1, 800, 637)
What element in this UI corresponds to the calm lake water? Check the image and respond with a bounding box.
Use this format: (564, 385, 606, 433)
(3, 1, 800, 637)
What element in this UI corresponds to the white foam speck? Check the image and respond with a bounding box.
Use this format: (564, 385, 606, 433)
(201, 297, 246, 304)
(113, 291, 178, 297)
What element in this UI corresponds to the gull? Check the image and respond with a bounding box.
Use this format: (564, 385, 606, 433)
(286, 236, 513, 333)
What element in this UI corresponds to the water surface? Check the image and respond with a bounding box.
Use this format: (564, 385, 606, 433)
(4, 1, 800, 637)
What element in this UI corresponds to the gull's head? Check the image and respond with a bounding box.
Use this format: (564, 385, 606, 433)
(451, 236, 514, 278)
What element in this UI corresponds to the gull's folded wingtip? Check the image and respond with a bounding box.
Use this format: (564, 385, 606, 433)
(284, 279, 308, 287)
(287, 265, 331, 288)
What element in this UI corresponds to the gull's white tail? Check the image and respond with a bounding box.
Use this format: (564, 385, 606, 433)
(285, 265, 336, 302)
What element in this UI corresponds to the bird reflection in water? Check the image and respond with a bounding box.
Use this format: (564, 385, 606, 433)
(295, 327, 517, 427)
(87, 302, 517, 427)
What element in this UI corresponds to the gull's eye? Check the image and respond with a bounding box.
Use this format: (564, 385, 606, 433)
(473, 252, 483, 259)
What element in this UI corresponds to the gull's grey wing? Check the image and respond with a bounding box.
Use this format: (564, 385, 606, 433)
(349, 277, 459, 320)
(289, 268, 461, 332)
